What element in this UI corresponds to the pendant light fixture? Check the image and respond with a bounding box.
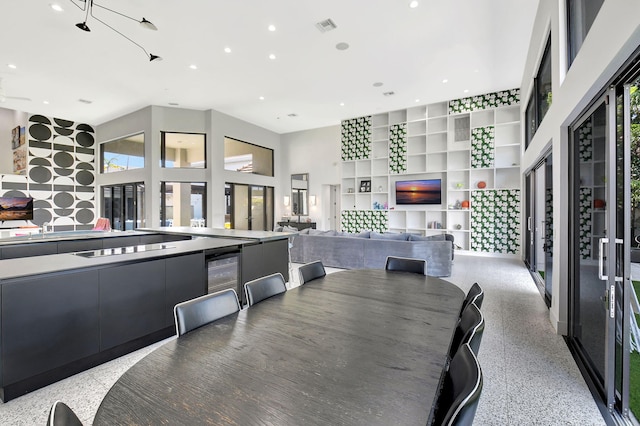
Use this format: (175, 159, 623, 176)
(69, 0, 162, 61)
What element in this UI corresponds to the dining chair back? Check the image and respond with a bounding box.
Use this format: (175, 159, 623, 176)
(433, 343, 483, 426)
(245, 273, 287, 306)
(449, 302, 484, 359)
(384, 256, 427, 275)
(460, 282, 484, 314)
(174, 289, 240, 336)
(298, 260, 326, 285)
(47, 401, 83, 426)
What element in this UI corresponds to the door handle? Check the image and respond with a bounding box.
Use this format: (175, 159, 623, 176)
(598, 238, 608, 281)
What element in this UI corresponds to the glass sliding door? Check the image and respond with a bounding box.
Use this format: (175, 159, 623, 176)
(227, 183, 274, 231)
(524, 152, 553, 305)
(160, 182, 207, 227)
(101, 182, 144, 231)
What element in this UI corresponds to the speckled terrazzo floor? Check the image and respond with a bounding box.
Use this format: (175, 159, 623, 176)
(0, 255, 605, 425)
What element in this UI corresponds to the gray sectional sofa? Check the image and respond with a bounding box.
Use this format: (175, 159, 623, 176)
(288, 229, 453, 277)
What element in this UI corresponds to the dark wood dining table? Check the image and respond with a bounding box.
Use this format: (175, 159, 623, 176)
(93, 269, 464, 426)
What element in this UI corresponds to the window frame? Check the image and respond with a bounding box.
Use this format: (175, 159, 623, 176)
(160, 131, 207, 169)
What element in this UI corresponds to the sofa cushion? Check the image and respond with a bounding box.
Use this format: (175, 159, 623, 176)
(370, 232, 410, 241)
(409, 234, 445, 241)
(345, 230, 371, 238)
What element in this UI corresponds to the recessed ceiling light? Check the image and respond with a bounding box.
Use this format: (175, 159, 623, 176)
(268, 24, 276, 32)
(409, 1, 419, 8)
(50, 4, 63, 12)
(189, 64, 197, 70)
(464, 89, 469, 93)
(259, 96, 265, 100)
(373, 82, 383, 87)
(415, 99, 420, 103)
(336, 42, 349, 51)
(7, 64, 16, 69)
(339, 102, 345, 106)
(442, 79, 448, 83)
(268, 54, 276, 60)
(224, 47, 232, 53)
(43, 100, 50, 105)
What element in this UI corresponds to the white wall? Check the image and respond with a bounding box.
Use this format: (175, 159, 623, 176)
(521, 0, 640, 333)
(280, 125, 341, 230)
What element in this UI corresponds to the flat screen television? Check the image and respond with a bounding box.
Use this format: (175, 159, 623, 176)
(0, 196, 34, 221)
(395, 179, 441, 205)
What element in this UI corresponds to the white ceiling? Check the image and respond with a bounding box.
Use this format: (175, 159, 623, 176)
(0, 0, 539, 134)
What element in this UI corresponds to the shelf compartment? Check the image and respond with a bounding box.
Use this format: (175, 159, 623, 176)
(407, 105, 427, 122)
(450, 114, 470, 142)
(407, 211, 426, 229)
(407, 136, 427, 155)
(428, 117, 447, 133)
(371, 158, 389, 176)
(470, 169, 494, 189)
(447, 170, 470, 190)
(355, 193, 372, 210)
(495, 145, 520, 168)
(388, 211, 406, 229)
(447, 210, 469, 231)
(471, 110, 494, 128)
(371, 176, 388, 193)
(427, 132, 447, 153)
(371, 113, 388, 127)
(356, 159, 372, 176)
(495, 122, 521, 146)
(425, 211, 445, 230)
(427, 102, 448, 117)
(450, 231, 469, 251)
(389, 110, 407, 125)
(495, 105, 520, 124)
(407, 120, 427, 136)
(427, 153, 447, 172)
(448, 150, 470, 170)
(372, 126, 389, 142)
(342, 161, 356, 177)
(407, 155, 427, 174)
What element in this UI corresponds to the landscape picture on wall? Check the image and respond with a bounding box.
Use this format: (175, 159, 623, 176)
(0, 197, 34, 221)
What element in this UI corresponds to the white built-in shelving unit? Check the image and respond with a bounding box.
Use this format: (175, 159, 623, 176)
(341, 100, 521, 251)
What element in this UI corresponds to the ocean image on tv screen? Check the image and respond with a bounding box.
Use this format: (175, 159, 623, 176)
(395, 180, 441, 205)
(0, 197, 34, 221)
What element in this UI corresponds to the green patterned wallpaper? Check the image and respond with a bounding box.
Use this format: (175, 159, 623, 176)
(449, 89, 520, 114)
(341, 210, 388, 233)
(389, 123, 407, 174)
(341, 116, 372, 160)
(471, 126, 495, 168)
(470, 189, 520, 254)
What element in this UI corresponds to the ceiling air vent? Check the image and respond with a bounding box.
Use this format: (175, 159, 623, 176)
(383, 91, 395, 97)
(78, 98, 93, 104)
(287, 113, 298, 118)
(316, 18, 337, 33)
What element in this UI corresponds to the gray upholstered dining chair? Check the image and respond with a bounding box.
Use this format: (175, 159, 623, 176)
(244, 273, 287, 306)
(173, 288, 241, 336)
(449, 302, 484, 359)
(298, 260, 326, 285)
(384, 255, 427, 275)
(47, 401, 83, 426)
(460, 282, 484, 314)
(432, 343, 483, 426)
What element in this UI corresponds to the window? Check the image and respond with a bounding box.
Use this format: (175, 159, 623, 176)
(160, 182, 207, 227)
(525, 36, 552, 146)
(101, 133, 144, 173)
(567, 0, 604, 67)
(161, 132, 206, 168)
(224, 137, 274, 177)
(101, 183, 145, 231)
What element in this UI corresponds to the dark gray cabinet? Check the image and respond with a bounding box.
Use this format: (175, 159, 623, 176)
(57, 239, 104, 253)
(99, 260, 167, 350)
(241, 240, 289, 285)
(1, 270, 100, 385)
(165, 253, 206, 326)
(1, 242, 58, 259)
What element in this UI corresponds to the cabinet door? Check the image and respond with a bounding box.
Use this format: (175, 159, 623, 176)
(1, 270, 100, 385)
(1, 242, 58, 259)
(165, 253, 206, 326)
(260, 239, 289, 282)
(99, 260, 166, 350)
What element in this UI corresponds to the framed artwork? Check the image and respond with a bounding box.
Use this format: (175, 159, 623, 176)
(359, 179, 371, 193)
(11, 126, 20, 149)
(19, 126, 25, 147)
(13, 145, 27, 174)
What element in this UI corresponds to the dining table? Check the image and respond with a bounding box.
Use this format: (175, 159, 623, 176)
(93, 268, 464, 425)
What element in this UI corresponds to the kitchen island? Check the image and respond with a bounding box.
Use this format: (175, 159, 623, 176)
(0, 229, 291, 402)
